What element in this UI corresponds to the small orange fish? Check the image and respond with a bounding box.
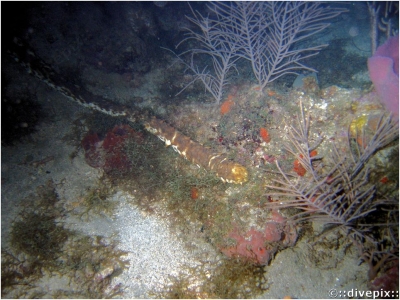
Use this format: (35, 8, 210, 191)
(309, 150, 318, 157)
(220, 95, 234, 115)
(260, 127, 271, 143)
(191, 187, 199, 199)
(293, 154, 306, 176)
(380, 176, 389, 184)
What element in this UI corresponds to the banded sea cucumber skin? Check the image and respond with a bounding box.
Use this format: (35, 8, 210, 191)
(144, 117, 248, 184)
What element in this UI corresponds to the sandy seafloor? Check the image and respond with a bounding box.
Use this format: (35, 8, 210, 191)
(1, 2, 398, 299)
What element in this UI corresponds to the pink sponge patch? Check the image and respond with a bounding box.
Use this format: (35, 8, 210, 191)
(220, 227, 275, 265)
(367, 35, 399, 117)
(81, 125, 144, 173)
(219, 210, 298, 265)
(371, 263, 399, 292)
(264, 222, 282, 242)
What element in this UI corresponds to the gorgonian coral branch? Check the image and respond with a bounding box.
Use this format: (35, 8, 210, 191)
(265, 103, 398, 241)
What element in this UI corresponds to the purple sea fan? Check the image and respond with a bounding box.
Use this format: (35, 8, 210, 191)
(265, 103, 398, 242)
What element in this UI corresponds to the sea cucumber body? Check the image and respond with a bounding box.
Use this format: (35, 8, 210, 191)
(144, 118, 248, 184)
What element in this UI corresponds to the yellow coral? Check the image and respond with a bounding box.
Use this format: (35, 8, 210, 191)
(350, 115, 368, 136)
